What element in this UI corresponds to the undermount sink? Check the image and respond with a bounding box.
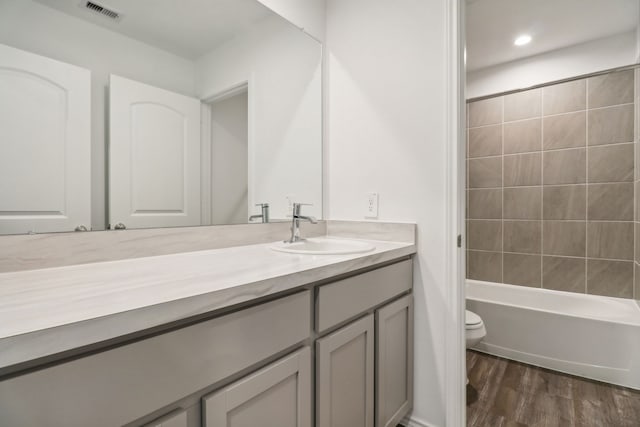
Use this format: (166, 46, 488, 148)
(270, 237, 375, 255)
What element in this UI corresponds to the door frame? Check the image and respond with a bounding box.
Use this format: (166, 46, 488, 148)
(444, 0, 467, 426)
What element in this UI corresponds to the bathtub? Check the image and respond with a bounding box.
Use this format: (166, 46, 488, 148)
(466, 280, 640, 390)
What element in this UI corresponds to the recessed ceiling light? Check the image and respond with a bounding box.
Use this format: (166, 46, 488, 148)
(514, 35, 532, 46)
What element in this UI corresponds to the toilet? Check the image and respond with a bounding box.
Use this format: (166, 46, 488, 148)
(465, 310, 486, 348)
(466, 310, 486, 386)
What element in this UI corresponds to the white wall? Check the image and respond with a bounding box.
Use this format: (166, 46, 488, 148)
(210, 92, 249, 225)
(0, 0, 197, 230)
(467, 31, 638, 99)
(197, 15, 323, 220)
(326, 0, 450, 425)
(258, 0, 326, 41)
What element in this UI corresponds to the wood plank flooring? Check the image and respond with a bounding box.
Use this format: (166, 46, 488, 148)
(466, 350, 640, 427)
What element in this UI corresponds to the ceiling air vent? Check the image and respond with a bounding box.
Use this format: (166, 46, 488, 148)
(84, 1, 121, 21)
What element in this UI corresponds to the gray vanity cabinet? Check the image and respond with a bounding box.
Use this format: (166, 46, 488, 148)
(145, 409, 189, 427)
(316, 314, 375, 427)
(0, 258, 413, 427)
(203, 347, 311, 427)
(0, 291, 311, 427)
(376, 294, 414, 427)
(315, 259, 413, 427)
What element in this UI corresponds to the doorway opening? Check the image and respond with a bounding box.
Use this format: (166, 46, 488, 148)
(202, 84, 249, 225)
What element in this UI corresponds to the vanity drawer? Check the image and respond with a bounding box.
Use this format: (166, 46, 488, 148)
(316, 260, 412, 333)
(0, 291, 311, 427)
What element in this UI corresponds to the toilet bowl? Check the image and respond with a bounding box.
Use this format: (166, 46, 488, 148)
(465, 310, 486, 348)
(466, 310, 486, 386)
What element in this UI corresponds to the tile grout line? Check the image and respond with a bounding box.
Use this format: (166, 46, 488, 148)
(540, 87, 545, 289)
(635, 69, 638, 301)
(468, 140, 635, 162)
(467, 249, 635, 263)
(501, 95, 505, 284)
(467, 101, 635, 130)
(470, 181, 635, 191)
(468, 218, 635, 224)
(585, 78, 589, 294)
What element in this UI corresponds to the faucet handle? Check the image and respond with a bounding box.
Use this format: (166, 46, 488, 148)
(292, 202, 313, 215)
(255, 203, 269, 207)
(292, 202, 313, 209)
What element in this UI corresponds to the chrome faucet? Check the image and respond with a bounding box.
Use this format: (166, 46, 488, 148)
(287, 203, 317, 243)
(249, 203, 270, 223)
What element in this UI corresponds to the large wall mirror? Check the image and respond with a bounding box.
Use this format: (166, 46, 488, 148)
(0, 0, 322, 235)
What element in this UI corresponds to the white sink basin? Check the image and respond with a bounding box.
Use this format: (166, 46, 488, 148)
(270, 238, 375, 255)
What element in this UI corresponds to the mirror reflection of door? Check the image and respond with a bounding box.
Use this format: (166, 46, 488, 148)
(109, 75, 202, 230)
(0, 43, 91, 235)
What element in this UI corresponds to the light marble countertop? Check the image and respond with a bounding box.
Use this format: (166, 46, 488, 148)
(0, 236, 415, 374)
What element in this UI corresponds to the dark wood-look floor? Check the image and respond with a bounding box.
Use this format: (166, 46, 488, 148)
(466, 350, 640, 427)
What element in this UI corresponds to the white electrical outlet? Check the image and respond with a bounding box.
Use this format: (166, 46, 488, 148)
(365, 192, 379, 218)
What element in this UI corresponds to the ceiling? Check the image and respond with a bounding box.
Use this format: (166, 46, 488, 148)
(35, 0, 274, 60)
(466, 0, 639, 71)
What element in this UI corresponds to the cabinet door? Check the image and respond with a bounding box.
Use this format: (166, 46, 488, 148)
(316, 314, 374, 427)
(376, 295, 414, 427)
(109, 74, 201, 229)
(145, 409, 188, 427)
(203, 347, 311, 427)
(0, 43, 91, 234)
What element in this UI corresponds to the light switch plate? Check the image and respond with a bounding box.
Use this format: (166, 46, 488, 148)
(365, 192, 378, 218)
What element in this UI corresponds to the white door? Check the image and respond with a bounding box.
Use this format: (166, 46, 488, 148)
(0, 43, 91, 235)
(109, 75, 201, 229)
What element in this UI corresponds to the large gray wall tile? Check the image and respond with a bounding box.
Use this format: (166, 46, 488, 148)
(543, 149, 586, 185)
(467, 250, 502, 283)
(467, 220, 502, 251)
(503, 187, 541, 219)
(588, 104, 634, 146)
(636, 182, 640, 222)
(469, 97, 502, 127)
(468, 125, 502, 158)
(542, 112, 586, 150)
(468, 189, 502, 219)
(469, 157, 502, 188)
(587, 183, 634, 220)
(588, 70, 634, 108)
(542, 185, 586, 220)
(587, 259, 633, 298)
(504, 119, 541, 154)
(503, 221, 541, 254)
(542, 256, 585, 293)
(465, 68, 636, 300)
(587, 143, 634, 183)
(543, 221, 586, 257)
(635, 263, 640, 300)
(504, 89, 541, 122)
(543, 80, 586, 115)
(504, 153, 541, 186)
(587, 222, 634, 260)
(636, 141, 640, 181)
(503, 253, 542, 287)
(636, 223, 640, 264)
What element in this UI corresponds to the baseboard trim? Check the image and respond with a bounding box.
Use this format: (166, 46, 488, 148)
(400, 415, 438, 427)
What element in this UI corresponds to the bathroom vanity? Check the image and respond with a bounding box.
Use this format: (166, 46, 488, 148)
(0, 231, 415, 427)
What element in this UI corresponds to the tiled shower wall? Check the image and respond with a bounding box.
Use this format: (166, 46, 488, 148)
(466, 69, 637, 299)
(636, 69, 640, 304)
